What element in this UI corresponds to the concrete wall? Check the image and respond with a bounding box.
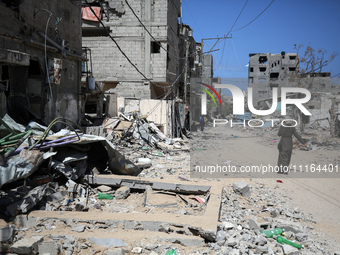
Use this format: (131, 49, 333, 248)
(0, 0, 82, 126)
(82, 0, 181, 100)
(117, 97, 170, 135)
(248, 52, 299, 104)
(248, 52, 331, 112)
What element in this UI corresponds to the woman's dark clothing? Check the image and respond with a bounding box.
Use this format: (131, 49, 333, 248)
(277, 126, 305, 169)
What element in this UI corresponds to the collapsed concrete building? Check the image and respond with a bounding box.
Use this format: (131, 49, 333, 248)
(0, 0, 83, 128)
(248, 52, 340, 126)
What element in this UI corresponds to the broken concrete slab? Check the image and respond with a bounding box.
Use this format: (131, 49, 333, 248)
(103, 248, 125, 255)
(0, 225, 14, 242)
(97, 185, 112, 192)
(38, 241, 58, 255)
(7, 182, 57, 216)
(161, 236, 204, 247)
(282, 244, 300, 255)
(88, 237, 128, 248)
(115, 186, 130, 199)
(10, 235, 43, 255)
(233, 181, 251, 197)
(85, 175, 211, 194)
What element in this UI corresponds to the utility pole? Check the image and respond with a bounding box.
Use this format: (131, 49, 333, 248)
(200, 35, 232, 78)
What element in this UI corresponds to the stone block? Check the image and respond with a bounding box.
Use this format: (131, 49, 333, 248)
(38, 241, 58, 255)
(233, 181, 251, 197)
(11, 236, 43, 254)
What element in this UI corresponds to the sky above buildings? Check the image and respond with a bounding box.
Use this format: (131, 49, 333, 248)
(182, 0, 340, 79)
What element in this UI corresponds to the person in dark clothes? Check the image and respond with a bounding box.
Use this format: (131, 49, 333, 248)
(199, 115, 205, 131)
(277, 121, 306, 174)
(185, 110, 190, 131)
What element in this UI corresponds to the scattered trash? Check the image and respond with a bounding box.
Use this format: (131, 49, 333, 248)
(261, 228, 284, 238)
(189, 196, 205, 204)
(98, 193, 113, 200)
(165, 248, 177, 255)
(275, 235, 304, 249)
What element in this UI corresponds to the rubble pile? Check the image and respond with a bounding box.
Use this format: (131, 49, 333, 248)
(1, 180, 339, 254)
(1, 115, 340, 254)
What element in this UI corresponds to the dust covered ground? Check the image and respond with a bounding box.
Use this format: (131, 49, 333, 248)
(1, 123, 340, 254)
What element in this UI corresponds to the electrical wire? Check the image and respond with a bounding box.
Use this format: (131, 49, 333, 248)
(183, 1, 205, 38)
(28, 117, 84, 151)
(146, 66, 186, 117)
(218, 0, 248, 66)
(232, 0, 275, 32)
(231, 38, 247, 77)
(84, 1, 173, 88)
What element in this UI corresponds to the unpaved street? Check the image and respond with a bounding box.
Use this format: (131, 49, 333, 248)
(191, 124, 340, 250)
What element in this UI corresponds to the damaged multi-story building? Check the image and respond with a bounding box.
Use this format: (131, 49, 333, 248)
(0, 0, 83, 128)
(80, 0, 205, 136)
(248, 52, 339, 125)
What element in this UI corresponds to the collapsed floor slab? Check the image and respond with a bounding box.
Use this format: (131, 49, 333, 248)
(27, 175, 223, 243)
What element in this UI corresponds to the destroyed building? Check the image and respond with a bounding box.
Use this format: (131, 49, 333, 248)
(0, 0, 83, 128)
(248, 52, 300, 106)
(248, 52, 339, 127)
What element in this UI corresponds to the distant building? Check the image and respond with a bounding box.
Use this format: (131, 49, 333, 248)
(248, 52, 300, 105)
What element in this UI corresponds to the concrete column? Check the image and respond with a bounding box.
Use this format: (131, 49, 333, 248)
(144, 0, 151, 78)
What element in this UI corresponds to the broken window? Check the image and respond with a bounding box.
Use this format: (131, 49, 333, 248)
(250, 67, 254, 72)
(82, 27, 111, 37)
(270, 73, 279, 80)
(249, 77, 253, 83)
(289, 55, 297, 60)
(289, 67, 296, 72)
(259, 67, 266, 72)
(151, 41, 161, 54)
(258, 56, 268, 64)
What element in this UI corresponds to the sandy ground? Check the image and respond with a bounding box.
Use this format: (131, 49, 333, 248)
(1, 123, 339, 254)
(194, 124, 340, 242)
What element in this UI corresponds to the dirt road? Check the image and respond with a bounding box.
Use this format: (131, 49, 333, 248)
(192, 124, 340, 246)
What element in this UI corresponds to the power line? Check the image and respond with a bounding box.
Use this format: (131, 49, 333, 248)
(124, 0, 169, 55)
(125, 0, 201, 60)
(183, 1, 205, 38)
(232, 0, 275, 32)
(84, 1, 173, 88)
(226, 0, 248, 37)
(218, 0, 248, 66)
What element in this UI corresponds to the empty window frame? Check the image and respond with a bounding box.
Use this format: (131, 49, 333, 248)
(151, 41, 161, 53)
(259, 67, 266, 72)
(258, 56, 268, 64)
(258, 78, 266, 82)
(270, 73, 279, 80)
(289, 67, 296, 72)
(289, 55, 297, 60)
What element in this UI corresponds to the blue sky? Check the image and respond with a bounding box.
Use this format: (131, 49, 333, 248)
(182, 0, 340, 79)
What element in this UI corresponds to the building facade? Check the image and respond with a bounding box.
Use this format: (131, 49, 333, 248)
(248, 52, 300, 106)
(81, 0, 182, 99)
(0, 0, 83, 127)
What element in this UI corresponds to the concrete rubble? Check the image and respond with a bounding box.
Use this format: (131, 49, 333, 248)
(1, 116, 340, 254)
